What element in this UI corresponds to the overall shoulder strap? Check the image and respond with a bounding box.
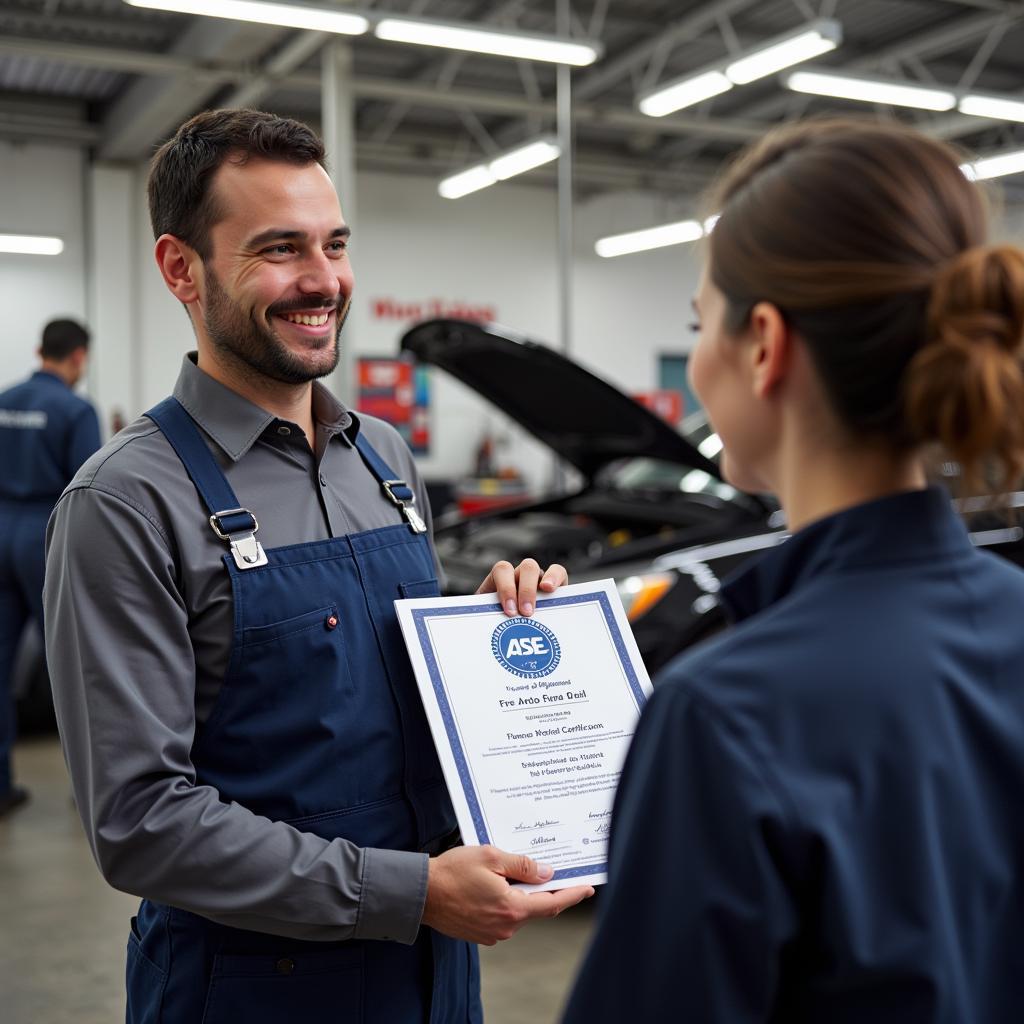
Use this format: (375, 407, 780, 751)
(145, 396, 268, 569)
(353, 433, 427, 534)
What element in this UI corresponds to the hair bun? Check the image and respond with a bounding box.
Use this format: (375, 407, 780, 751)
(907, 245, 1024, 493)
(927, 245, 1024, 355)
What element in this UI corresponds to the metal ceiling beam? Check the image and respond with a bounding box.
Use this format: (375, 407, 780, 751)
(223, 30, 329, 109)
(0, 9, 167, 47)
(356, 139, 717, 196)
(0, 36, 232, 80)
(574, 0, 764, 102)
(332, 76, 764, 140)
(788, 9, 1024, 142)
(936, 0, 1021, 11)
(223, 0, 371, 110)
(0, 110, 101, 146)
(364, 0, 530, 148)
(0, 35, 763, 144)
(867, 6, 1024, 66)
(99, 21, 290, 160)
(657, 4, 1024, 162)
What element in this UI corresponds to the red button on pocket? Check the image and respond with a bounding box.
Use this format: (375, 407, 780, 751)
(326, 614, 338, 630)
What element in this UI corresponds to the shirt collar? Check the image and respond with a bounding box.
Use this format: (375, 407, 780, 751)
(720, 486, 973, 624)
(172, 353, 359, 461)
(32, 369, 68, 388)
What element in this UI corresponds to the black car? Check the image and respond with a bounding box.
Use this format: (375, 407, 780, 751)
(403, 318, 1024, 676)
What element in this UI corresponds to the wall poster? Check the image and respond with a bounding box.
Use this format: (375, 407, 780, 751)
(357, 357, 431, 455)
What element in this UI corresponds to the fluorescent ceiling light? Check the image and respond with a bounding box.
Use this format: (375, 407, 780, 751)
(965, 148, 1024, 181)
(639, 70, 732, 117)
(126, 0, 368, 33)
(639, 18, 841, 118)
(126, 1, 600, 64)
(724, 19, 840, 85)
(596, 219, 704, 258)
(959, 93, 1024, 122)
(438, 165, 498, 199)
(785, 69, 956, 111)
(490, 139, 560, 180)
(0, 234, 64, 256)
(439, 137, 560, 198)
(375, 17, 599, 65)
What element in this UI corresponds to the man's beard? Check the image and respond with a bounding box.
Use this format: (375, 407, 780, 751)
(202, 266, 348, 386)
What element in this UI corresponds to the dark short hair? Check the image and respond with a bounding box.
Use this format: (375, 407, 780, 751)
(41, 318, 90, 360)
(147, 108, 327, 259)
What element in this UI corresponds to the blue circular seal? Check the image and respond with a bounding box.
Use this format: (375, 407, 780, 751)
(491, 617, 561, 679)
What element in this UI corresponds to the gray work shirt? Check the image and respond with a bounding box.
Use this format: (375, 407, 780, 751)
(44, 354, 441, 944)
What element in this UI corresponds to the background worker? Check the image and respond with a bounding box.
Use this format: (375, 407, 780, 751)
(0, 318, 100, 818)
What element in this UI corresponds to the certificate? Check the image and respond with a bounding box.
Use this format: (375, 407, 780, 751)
(395, 579, 652, 891)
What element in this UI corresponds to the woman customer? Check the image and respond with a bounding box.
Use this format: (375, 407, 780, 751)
(562, 119, 1024, 1023)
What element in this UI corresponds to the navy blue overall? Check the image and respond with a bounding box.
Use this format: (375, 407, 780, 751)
(0, 370, 100, 795)
(127, 397, 481, 1023)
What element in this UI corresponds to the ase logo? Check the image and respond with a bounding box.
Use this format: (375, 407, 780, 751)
(491, 617, 561, 679)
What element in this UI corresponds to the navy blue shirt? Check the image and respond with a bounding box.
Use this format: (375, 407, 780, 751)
(0, 370, 101, 507)
(564, 487, 1024, 1023)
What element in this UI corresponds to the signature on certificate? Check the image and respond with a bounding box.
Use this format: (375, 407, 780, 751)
(513, 819, 561, 833)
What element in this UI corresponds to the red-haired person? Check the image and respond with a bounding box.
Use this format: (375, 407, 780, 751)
(564, 120, 1024, 1023)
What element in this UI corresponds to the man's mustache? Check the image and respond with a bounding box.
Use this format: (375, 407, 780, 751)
(266, 295, 346, 317)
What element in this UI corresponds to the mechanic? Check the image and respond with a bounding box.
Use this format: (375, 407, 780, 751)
(564, 120, 1024, 1022)
(44, 108, 591, 1023)
(0, 317, 100, 818)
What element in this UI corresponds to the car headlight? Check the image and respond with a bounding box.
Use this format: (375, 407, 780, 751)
(616, 572, 676, 622)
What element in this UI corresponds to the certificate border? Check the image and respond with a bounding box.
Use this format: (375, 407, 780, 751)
(411, 590, 647, 882)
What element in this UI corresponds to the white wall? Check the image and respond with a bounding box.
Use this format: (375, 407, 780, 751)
(0, 142, 88, 394)
(574, 190, 703, 390)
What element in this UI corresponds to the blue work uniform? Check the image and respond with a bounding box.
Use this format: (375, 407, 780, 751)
(0, 369, 100, 795)
(563, 487, 1024, 1023)
(126, 397, 480, 1023)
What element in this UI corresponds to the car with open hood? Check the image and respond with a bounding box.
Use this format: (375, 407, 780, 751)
(403, 318, 1024, 676)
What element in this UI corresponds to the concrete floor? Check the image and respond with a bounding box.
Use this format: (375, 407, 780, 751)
(0, 737, 595, 1023)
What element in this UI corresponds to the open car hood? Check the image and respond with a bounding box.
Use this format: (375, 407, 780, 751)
(400, 318, 720, 480)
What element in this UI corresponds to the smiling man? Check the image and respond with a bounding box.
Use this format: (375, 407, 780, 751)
(43, 109, 590, 1024)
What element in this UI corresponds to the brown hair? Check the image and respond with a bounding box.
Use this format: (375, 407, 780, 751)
(708, 118, 1024, 496)
(147, 108, 327, 260)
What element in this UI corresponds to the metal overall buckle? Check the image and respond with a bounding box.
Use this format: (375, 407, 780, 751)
(209, 507, 270, 570)
(381, 479, 427, 534)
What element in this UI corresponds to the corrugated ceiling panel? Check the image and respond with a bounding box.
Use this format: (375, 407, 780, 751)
(0, 54, 125, 100)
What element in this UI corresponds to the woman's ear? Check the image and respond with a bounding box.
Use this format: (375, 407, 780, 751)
(747, 301, 791, 400)
(154, 234, 202, 305)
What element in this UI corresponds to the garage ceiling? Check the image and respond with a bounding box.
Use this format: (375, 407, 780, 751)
(0, 0, 1022, 198)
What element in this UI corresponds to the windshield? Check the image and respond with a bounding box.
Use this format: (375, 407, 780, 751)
(597, 456, 739, 501)
(595, 413, 772, 514)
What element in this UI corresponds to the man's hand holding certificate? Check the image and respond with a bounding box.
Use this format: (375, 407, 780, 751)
(396, 575, 653, 918)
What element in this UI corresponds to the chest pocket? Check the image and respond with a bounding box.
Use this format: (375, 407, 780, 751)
(203, 604, 347, 754)
(399, 579, 440, 599)
(239, 605, 339, 647)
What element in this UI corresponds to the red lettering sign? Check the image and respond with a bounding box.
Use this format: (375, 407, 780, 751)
(370, 297, 496, 323)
